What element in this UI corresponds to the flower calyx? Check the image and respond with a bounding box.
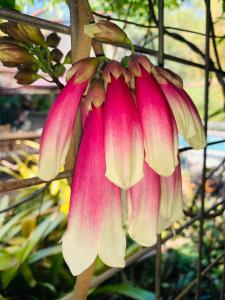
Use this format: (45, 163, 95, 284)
(128, 54, 153, 77)
(102, 60, 131, 83)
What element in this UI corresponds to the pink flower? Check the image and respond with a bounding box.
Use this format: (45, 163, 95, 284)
(127, 162, 161, 246)
(129, 55, 179, 177)
(38, 58, 100, 181)
(154, 66, 206, 149)
(157, 164, 184, 233)
(38, 76, 87, 181)
(62, 106, 126, 275)
(103, 61, 144, 189)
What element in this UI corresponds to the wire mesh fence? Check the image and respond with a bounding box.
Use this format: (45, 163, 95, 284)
(0, 0, 225, 299)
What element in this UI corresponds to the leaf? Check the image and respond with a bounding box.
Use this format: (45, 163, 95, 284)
(92, 284, 155, 300)
(21, 215, 55, 262)
(0, 195, 9, 225)
(1, 250, 23, 288)
(28, 245, 61, 264)
(37, 282, 56, 294)
(0, 0, 15, 9)
(42, 212, 65, 238)
(1, 214, 61, 287)
(20, 264, 36, 287)
(0, 252, 18, 270)
(0, 210, 29, 241)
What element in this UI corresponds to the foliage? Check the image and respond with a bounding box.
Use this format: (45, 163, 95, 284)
(0, 0, 15, 9)
(0, 22, 70, 88)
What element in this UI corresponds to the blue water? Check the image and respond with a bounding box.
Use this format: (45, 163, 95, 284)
(179, 135, 225, 152)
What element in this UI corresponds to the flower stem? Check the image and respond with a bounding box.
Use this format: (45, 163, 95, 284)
(129, 41, 135, 54)
(72, 261, 95, 300)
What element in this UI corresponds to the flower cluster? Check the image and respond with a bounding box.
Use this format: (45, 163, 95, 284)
(38, 21, 206, 276)
(0, 22, 70, 85)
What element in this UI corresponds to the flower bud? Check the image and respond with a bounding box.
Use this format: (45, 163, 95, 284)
(14, 70, 40, 85)
(128, 54, 153, 77)
(50, 48, 63, 62)
(102, 60, 131, 83)
(46, 32, 60, 48)
(5, 22, 29, 43)
(64, 50, 72, 65)
(84, 20, 131, 46)
(53, 63, 66, 77)
(0, 43, 34, 66)
(66, 57, 103, 83)
(18, 63, 39, 72)
(17, 23, 45, 45)
(85, 78, 105, 110)
(0, 36, 19, 45)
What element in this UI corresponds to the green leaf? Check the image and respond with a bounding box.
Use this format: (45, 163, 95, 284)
(21, 215, 55, 262)
(0, 210, 29, 241)
(92, 284, 155, 300)
(37, 282, 56, 294)
(28, 245, 61, 264)
(20, 264, 36, 287)
(0, 252, 18, 271)
(1, 214, 61, 287)
(0, 0, 15, 9)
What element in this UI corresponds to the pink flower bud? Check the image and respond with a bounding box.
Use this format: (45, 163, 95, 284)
(84, 20, 131, 46)
(102, 60, 131, 83)
(85, 78, 105, 110)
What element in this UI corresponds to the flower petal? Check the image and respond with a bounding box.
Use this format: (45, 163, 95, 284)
(178, 89, 206, 149)
(104, 76, 144, 189)
(157, 164, 184, 233)
(158, 80, 205, 149)
(38, 76, 88, 181)
(127, 163, 161, 246)
(62, 106, 126, 276)
(135, 67, 178, 176)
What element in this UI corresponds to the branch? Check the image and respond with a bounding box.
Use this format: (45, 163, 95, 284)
(0, 8, 69, 34)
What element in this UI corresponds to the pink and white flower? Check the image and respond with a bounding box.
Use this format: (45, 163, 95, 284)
(103, 61, 144, 189)
(127, 163, 161, 246)
(129, 55, 179, 177)
(157, 164, 184, 233)
(38, 58, 100, 181)
(154, 66, 206, 149)
(62, 106, 126, 276)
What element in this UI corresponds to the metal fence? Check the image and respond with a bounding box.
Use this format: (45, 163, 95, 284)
(1, 0, 225, 299)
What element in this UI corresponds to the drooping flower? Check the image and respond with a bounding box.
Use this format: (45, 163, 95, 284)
(127, 163, 161, 246)
(38, 58, 100, 181)
(153, 66, 206, 149)
(103, 61, 144, 189)
(157, 164, 184, 233)
(62, 106, 126, 276)
(129, 55, 179, 177)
